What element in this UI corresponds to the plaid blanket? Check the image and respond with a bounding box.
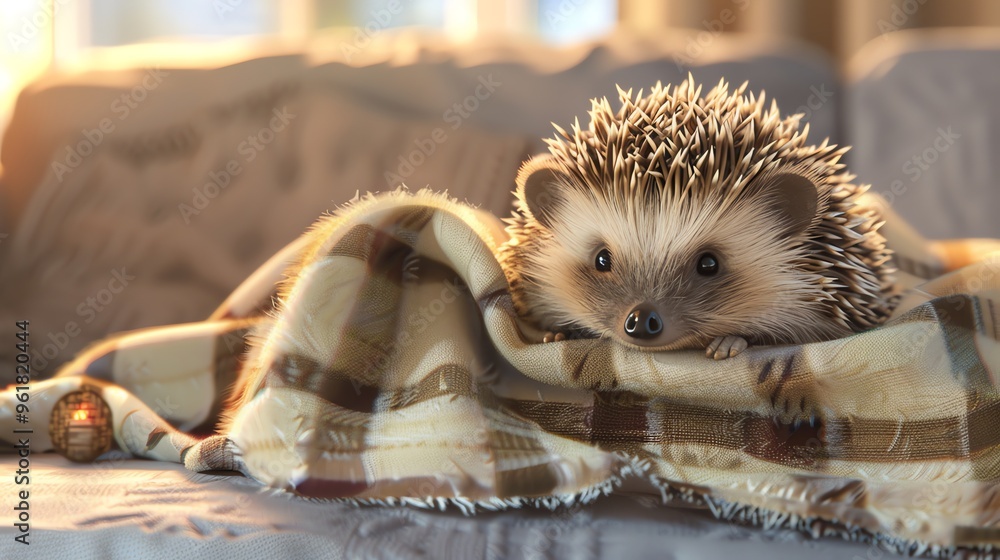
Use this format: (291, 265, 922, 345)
(10, 189, 1000, 557)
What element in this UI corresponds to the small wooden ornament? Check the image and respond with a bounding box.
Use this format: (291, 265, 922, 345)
(49, 388, 113, 463)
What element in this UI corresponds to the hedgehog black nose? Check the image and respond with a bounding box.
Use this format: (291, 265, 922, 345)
(624, 305, 663, 339)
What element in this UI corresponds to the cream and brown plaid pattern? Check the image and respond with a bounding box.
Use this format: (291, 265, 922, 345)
(25, 189, 1000, 557)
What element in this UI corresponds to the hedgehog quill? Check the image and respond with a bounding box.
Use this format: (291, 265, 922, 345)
(499, 77, 897, 359)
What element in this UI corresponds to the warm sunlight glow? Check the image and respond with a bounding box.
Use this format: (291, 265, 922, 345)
(444, 0, 477, 41)
(0, 1, 55, 141)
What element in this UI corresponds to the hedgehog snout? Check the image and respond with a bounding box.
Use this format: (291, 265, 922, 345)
(624, 304, 663, 340)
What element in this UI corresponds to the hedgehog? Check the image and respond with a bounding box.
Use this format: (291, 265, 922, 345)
(498, 77, 896, 360)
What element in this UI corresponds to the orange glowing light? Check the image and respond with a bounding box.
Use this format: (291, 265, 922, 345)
(72, 409, 89, 421)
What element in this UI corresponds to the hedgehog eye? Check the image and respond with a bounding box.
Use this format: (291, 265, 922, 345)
(696, 253, 719, 276)
(595, 248, 612, 272)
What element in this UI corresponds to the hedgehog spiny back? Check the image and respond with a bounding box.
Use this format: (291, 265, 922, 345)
(548, 79, 835, 212)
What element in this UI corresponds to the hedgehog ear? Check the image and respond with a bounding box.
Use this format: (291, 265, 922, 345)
(517, 156, 569, 229)
(759, 173, 819, 237)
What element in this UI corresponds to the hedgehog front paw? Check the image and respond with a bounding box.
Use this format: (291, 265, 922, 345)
(706, 336, 748, 360)
(542, 331, 568, 343)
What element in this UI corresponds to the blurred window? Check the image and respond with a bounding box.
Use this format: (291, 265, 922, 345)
(88, 0, 282, 45)
(537, 0, 618, 43)
(0, 0, 615, 137)
(75, 0, 617, 48)
(315, 0, 447, 30)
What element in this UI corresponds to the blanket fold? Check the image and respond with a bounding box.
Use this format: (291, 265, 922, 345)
(5, 189, 1000, 557)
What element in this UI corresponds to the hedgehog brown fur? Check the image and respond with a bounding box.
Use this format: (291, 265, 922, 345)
(499, 77, 896, 358)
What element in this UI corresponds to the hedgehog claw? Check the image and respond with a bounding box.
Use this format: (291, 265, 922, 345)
(706, 336, 749, 360)
(543, 331, 567, 343)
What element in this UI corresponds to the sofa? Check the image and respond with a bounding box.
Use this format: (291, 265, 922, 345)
(1, 27, 999, 558)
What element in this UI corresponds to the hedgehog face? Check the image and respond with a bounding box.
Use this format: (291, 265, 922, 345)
(515, 165, 831, 349)
(504, 79, 894, 352)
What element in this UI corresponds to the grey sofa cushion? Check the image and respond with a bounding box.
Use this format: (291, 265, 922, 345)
(847, 28, 1000, 239)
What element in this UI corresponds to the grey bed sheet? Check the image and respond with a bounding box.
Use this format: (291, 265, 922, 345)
(0, 453, 899, 559)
